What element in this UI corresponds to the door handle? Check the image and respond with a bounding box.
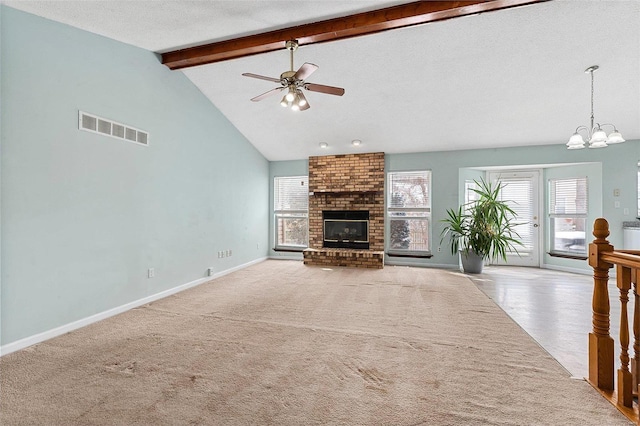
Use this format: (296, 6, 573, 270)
(533, 223, 539, 228)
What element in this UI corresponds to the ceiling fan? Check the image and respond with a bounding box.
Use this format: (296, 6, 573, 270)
(242, 40, 345, 111)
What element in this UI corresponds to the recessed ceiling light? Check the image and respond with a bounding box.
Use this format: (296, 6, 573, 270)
(319, 142, 328, 148)
(352, 139, 362, 146)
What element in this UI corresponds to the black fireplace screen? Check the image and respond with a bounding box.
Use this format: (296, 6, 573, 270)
(323, 211, 369, 249)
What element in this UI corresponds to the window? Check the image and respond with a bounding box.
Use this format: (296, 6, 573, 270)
(274, 176, 308, 250)
(549, 177, 588, 256)
(387, 171, 431, 255)
(637, 163, 640, 217)
(464, 180, 479, 213)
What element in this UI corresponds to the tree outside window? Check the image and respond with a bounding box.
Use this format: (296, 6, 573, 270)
(387, 171, 431, 254)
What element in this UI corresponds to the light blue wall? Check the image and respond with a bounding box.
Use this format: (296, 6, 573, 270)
(270, 142, 638, 270)
(0, 7, 269, 346)
(389, 143, 637, 269)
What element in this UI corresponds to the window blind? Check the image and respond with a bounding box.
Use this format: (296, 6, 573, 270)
(388, 171, 431, 209)
(274, 176, 308, 211)
(497, 178, 534, 249)
(550, 178, 588, 215)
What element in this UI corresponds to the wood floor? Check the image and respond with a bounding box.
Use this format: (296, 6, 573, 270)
(470, 266, 629, 379)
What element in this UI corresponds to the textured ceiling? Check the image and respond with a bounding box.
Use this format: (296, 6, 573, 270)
(4, 0, 640, 161)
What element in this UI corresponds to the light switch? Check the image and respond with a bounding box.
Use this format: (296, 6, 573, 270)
(614, 188, 620, 197)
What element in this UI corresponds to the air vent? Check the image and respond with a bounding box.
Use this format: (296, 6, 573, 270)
(79, 111, 149, 146)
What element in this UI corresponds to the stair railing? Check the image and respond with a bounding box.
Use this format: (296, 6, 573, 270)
(589, 217, 640, 422)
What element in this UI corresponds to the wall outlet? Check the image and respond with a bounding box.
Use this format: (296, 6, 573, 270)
(207, 267, 214, 276)
(437, 247, 441, 252)
(229, 249, 232, 256)
(615, 201, 620, 208)
(148, 268, 155, 278)
(225, 250, 230, 257)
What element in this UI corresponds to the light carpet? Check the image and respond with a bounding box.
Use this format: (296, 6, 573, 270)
(0, 260, 631, 425)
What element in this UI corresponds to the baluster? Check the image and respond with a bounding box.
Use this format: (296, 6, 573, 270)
(632, 273, 640, 398)
(589, 218, 614, 390)
(617, 265, 633, 407)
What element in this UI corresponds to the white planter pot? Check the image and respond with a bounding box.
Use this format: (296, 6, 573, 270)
(460, 250, 484, 274)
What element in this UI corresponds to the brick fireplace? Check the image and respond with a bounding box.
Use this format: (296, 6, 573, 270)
(303, 152, 385, 268)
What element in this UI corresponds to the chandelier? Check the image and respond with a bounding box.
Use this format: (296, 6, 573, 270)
(566, 65, 625, 149)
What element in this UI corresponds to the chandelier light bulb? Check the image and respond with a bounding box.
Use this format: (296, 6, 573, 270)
(606, 131, 625, 144)
(291, 103, 300, 111)
(589, 140, 608, 149)
(280, 96, 288, 107)
(298, 95, 307, 107)
(589, 128, 607, 145)
(566, 133, 585, 149)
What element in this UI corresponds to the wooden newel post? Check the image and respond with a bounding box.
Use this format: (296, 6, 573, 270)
(589, 218, 614, 390)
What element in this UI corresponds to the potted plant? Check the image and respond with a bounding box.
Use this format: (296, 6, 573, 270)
(440, 178, 523, 274)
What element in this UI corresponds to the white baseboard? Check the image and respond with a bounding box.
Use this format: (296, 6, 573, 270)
(269, 253, 303, 261)
(385, 259, 459, 270)
(0, 257, 267, 357)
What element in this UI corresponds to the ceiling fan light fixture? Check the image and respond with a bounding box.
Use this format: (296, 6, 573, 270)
(242, 40, 344, 111)
(352, 139, 362, 146)
(297, 92, 307, 107)
(319, 142, 328, 148)
(285, 87, 296, 102)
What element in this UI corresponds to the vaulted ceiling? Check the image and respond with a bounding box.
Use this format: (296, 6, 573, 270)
(4, 0, 639, 161)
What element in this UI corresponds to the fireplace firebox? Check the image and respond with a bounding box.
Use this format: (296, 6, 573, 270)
(323, 211, 369, 249)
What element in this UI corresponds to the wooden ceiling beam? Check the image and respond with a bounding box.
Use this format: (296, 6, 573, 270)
(161, 0, 548, 70)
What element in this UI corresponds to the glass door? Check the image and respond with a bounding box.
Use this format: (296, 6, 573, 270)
(488, 171, 540, 267)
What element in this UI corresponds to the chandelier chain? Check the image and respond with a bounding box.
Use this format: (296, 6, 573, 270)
(590, 69, 595, 131)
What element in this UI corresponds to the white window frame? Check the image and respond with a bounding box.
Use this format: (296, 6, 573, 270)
(549, 177, 588, 257)
(386, 170, 432, 256)
(274, 176, 309, 250)
(637, 163, 640, 217)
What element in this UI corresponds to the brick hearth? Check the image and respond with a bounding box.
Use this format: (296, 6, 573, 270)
(303, 152, 385, 269)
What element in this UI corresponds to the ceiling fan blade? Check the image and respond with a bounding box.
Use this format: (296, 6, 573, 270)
(294, 62, 319, 81)
(250, 87, 284, 102)
(242, 72, 281, 83)
(297, 91, 310, 111)
(305, 83, 345, 96)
